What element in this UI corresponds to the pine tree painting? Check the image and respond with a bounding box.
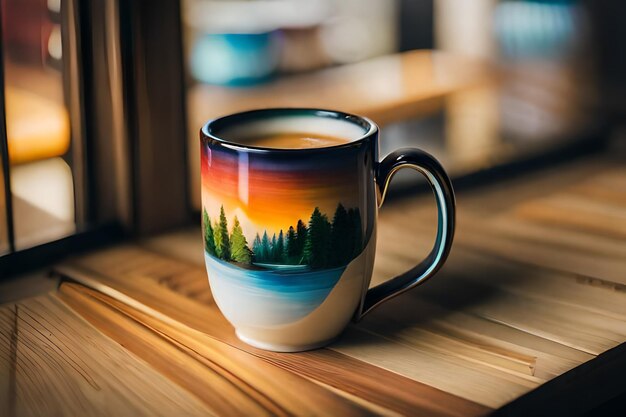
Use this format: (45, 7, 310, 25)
(213, 219, 223, 259)
(260, 231, 271, 262)
(286, 226, 298, 262)
(217, 206, 231, 261)
(252, 233, 262, 260)
(270, 234, 277, 262)
(303, 207, 332, 269)
(230, 216, 252, 263)
(329, 204, 351, 266)
(295, 220, 307, 259)
(202, 209, 216, 256)
(275, 229, 285, 263)
(203, 203, 363, 269)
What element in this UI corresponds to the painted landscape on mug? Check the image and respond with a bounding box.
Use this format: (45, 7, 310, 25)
(201, 144, 365, 270)
(201, 144, 366, 324)
(202, 203, 362, 270)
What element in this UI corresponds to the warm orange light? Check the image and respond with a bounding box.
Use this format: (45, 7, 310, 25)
(201, 150, 360, 240)
(6, 86, 71, 165)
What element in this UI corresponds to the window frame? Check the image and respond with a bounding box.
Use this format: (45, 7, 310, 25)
(0, 0, 191, 278)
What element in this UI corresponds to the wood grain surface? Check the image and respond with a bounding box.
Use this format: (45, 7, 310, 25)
(3, 157, 626, 416)
(53, 254, 488, 417)
(0, 295, 211, 417)
(57, 283, 375, 417)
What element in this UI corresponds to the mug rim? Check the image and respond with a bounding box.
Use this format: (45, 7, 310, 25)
(200, 108, 379, 153)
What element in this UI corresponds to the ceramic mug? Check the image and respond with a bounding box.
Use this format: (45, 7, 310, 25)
(200, 108, 455, 352)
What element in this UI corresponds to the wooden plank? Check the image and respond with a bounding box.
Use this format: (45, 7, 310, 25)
(53, 257, 490, 417)
(479, 214, 626, 263)
(58, 283, 374, 417)
(449, 218, 626, 288)
(0, 294, 212, 417)
(375, 220, 626, 317)
(333, 327, 537, 408)
(357, 295, 593, 381)
(255, 347, 488, 417)
(376, 201, 626, 287)
(569, 180, 626, 208)
(373, 252, 626, 356)
(370, 211, 626, 359)
(441, 248, 626, 321)
(514, 194, 626, 240)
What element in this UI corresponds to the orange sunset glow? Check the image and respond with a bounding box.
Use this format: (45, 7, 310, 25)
(201, 146, 361, 240)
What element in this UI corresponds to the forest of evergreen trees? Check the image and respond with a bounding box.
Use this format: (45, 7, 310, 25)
(203, 204, 363, 269)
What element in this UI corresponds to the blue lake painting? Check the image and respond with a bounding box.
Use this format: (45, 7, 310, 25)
(205, 253, 346, 325)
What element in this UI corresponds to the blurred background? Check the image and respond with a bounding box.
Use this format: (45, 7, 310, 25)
(0, 0, 624, 272)
(180, 0, 610, 208)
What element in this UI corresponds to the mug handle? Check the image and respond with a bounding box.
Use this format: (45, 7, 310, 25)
(358, 148, 456, 318)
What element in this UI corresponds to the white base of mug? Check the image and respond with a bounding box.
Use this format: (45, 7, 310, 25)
(235, 329, 338, 352)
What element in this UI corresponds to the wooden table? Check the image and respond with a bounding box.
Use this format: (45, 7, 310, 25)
(2, 154, 626, 416)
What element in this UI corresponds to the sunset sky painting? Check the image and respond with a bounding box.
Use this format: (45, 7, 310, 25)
(201, 144, 363, 243)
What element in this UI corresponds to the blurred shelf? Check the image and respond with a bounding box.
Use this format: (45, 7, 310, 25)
(188, 49, 490, 128)
(187, 50, 491, 209)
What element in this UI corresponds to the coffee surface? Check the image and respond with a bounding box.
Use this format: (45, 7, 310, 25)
(246, 133, 351, 149)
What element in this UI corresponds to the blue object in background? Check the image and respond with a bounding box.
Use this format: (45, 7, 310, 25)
(494, 0, 581, 60)
(191, 31, 282, 86)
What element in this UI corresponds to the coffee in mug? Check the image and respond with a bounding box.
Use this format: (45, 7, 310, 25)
(244, 132, 350, 149)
